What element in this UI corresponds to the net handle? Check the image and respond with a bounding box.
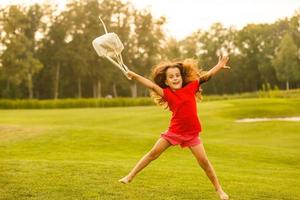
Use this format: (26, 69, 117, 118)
(105, 55, 131, 80)
(98, 17, 131, 80)
(99, 16, 108, 34)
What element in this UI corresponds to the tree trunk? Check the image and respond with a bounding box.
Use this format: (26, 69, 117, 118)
(27, 73, 33, 99)
(286, 80, 289, 90)
(130, 83, 137, 98)
(112, 83, 118, 97)
(93, 81, 96, 98)
(6, 80, 10, 91)
(5, 80, 10, 98)
(93, 80, 102, 98)
(97, 80, 102, 98)
(144, 88, 149, 97)
(77, 77, 82, 98)
(53, 64, 60, 99)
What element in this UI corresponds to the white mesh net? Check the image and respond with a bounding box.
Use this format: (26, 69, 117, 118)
(92, 17, 130, 79)
(92, 33, 124, 57)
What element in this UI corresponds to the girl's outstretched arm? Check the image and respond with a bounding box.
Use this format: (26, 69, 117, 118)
(126, 70, 164, 97)
(199, 56, 230, 84)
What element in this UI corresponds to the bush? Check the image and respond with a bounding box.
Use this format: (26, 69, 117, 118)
(0, 98, 155, 109)
(1, 89, 299, 109)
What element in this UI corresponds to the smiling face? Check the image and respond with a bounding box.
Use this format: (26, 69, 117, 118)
(165, 67, 183, 90)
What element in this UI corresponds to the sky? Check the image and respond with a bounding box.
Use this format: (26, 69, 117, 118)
(1, 0, 300, 39)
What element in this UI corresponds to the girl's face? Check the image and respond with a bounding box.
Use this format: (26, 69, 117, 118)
(165, 67, 183, 90)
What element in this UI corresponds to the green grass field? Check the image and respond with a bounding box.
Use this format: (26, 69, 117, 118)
(0, 98, 300, 200)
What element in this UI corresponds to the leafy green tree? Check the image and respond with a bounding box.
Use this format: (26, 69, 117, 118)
(0, 5, 44, 99)
(129, 9, 166, 97)
(38, 13, 69, 99)
(234, 24, 264, 92)
(272, 33, 300, 90)
(196, 23, 234, 94)
(63, 0, 95, 98)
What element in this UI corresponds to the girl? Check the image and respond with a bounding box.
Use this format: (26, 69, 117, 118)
(119, 56, 230, 200)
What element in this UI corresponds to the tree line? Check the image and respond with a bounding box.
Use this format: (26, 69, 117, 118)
(0, 0, 300, 99)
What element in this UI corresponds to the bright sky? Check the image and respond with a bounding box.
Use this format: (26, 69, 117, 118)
(1, 0, 300, 39)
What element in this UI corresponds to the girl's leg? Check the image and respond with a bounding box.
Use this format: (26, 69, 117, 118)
(189, 143, 229, 200)
(119, 137, 172, 184)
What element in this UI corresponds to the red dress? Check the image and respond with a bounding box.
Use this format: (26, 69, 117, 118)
(161, 80, 202, 148)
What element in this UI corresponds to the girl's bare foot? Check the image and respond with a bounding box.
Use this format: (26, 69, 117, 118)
(118, 176, 132, 184)
(216, 189, 229, 200)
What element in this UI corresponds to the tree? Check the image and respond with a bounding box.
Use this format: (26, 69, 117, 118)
(129, 9, 166, 97)
(196, 23, 234, 94)
(0, 5, 44, 99)
(38, 12, 69, 99)
(272, 33, 300, 90)
(234, 24, 265, 92)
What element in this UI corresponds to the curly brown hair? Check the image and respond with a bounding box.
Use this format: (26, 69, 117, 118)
(150, 58, 210, 108)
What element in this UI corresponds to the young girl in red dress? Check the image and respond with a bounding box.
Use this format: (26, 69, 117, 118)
(119, 56, 230, 200)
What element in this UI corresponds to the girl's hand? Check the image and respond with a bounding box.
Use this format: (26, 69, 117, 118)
(125, 70, 164, 96)
(204, 56, 230, 81)
(198, 87, 203, 94)
(217, 56, 230, 69)
(126, 70, 135, 80)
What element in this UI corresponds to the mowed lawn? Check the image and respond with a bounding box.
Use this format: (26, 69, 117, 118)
(0, 98, 300, 200)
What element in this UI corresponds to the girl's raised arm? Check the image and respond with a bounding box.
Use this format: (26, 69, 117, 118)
(126, 70, 164, 97)
(199, 56, 230, 84)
